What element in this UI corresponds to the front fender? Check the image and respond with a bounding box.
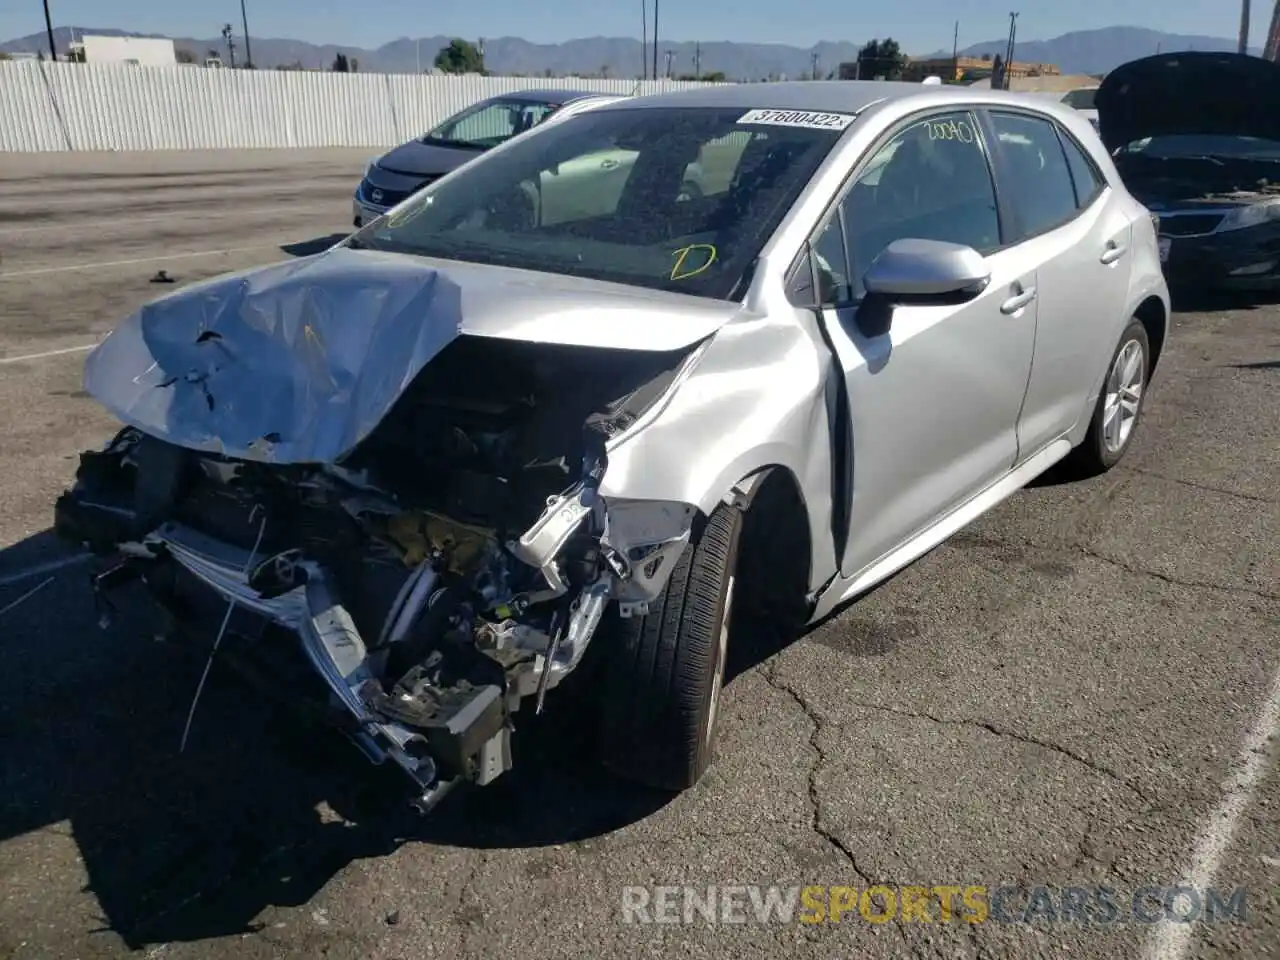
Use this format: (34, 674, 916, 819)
(597, 312, 839, 593)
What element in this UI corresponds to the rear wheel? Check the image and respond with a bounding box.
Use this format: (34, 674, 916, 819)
(1066, 318, 1150, 476)
(596, 504, 743, 791)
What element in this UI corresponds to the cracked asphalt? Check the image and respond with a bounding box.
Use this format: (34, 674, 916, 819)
(0, 150, 1277, 960)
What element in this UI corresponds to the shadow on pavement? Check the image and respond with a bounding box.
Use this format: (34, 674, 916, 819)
(279, 234, 350, 258)
(0, 527, 673, 949)
(1169, 286, 1280, 314)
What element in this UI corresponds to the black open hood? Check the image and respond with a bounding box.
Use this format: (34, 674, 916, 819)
(1096, 52, 1280, 152)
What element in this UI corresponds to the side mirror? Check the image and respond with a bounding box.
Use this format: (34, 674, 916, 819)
(862, 238, 991, 300)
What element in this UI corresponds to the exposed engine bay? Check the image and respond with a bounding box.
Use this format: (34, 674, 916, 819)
(1113, 153, 1280, 205)
(55, 335, 702, 811)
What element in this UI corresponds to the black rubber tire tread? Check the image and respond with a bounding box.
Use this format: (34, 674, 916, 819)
(1064, 318, 1151, 479)
(597, 503, 743, 792)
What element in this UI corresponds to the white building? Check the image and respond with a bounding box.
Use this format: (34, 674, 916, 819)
(69, 35, 176, 66)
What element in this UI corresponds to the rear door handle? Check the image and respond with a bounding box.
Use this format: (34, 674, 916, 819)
(1100, 242, 1127, 264)
(1000, 286, 1037, 315)
(600, 158, 619, 170)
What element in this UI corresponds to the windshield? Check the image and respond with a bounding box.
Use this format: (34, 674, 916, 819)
(352, 106, 847, 301)
(1118, 134, 1280, 160)
(422, 98, 560, 150)
(1061, 88, 1097, 110)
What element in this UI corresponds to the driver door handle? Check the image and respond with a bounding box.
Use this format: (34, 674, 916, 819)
(1000, 286, 1037, 315)
(600, 158, 620, 170)
(1100, 241, 1127, 264)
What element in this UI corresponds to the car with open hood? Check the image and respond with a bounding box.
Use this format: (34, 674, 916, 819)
(352, 89, 627, 227)
(1097, 52, 1280, 289)
(57, 81, 1169, 812)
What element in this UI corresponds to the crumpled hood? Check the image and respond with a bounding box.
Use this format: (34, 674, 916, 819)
(1096, 52, 1280, 152)
(375, 138, 483, 178)
(83, 246, 738, 465)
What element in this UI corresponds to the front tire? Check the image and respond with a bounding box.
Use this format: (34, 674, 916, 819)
(596, 504, 743, 792)
(1067, 318, 1151, 476)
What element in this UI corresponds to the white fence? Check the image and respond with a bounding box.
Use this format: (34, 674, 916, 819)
(0, 60, 720, 153)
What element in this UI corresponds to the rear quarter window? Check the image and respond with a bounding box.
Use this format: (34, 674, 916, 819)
(1058, 131, 1105, 209)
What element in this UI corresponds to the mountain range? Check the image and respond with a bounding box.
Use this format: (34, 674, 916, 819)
(0, 25, 1255, 80)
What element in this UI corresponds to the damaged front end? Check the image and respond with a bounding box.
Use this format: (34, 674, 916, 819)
(55, 335, 701, 812)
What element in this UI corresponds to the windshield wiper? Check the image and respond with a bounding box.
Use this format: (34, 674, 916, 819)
(421, 135, 486, 150)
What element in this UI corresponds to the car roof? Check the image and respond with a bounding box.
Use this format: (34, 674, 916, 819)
(498, 88, 612, 105)
(608, 80, 1073, 116)
(613, 80, 965, 112)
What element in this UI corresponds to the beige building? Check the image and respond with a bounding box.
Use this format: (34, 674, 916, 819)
(903, 54, 1061, 83)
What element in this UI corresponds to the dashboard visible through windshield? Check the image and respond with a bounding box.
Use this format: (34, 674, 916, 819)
(352, 106, 848, 301)
(422, 98, 560, 150)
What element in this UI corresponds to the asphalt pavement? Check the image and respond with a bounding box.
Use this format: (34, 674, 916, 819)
(0, 150, 1276, 960)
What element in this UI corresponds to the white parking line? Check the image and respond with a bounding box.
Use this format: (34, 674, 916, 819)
(0, 204, 339, 236)
(0, 552, 90, 589)
(0, 343, 96, 365)
(0, 211, 234, 235)
(1142, 664, 1280, 960)
(0, 241, 286, 280)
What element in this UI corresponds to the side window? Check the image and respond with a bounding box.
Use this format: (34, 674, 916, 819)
(839, 111, 1000, 299)
(1059, 131, 1105, 209)
(988, 112, 1080, 239)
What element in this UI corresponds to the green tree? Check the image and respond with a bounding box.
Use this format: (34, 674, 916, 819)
(855, 38, 905, 80)
(434, 39, 485, 74)
(678, 70, 727, 82)
(175, 48, 196, 64)
(331, 52, 350, 72)
(0, 51, 11, 61)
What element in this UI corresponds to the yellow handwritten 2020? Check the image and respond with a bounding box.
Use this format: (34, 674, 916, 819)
(670, 243, 718, 280)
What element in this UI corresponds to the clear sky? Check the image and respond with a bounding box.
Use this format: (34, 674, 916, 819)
(2, 1, 1269, 53)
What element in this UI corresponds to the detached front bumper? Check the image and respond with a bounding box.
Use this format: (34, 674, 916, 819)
(54, 430, 699, 812)
(54, 471, 507, 814)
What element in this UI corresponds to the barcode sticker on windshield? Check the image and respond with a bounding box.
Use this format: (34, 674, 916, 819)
(737, 109, 855, 131)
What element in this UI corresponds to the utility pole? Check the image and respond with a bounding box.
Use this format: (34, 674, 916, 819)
(221, 23, 237, 69)
(42, 0, 57, 60)
(240, 0, 252, 67)
(1239, 0, 1252, 55)
(694, 41, 701, 78)
(1266, 0, 1280, 60)
(810, 51, 819, 79)
(1004, 11, 1019, 90)
(641, 0, 648, 79)
(664, 48, 674, 79)
(951, 20, 959, 81)
(652, 0, 659, 82)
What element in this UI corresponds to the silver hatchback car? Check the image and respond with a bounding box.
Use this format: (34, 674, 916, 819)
(59, 82, 1169, 809)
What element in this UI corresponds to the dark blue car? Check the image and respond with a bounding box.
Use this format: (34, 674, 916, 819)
(353, 88, 622, 226)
